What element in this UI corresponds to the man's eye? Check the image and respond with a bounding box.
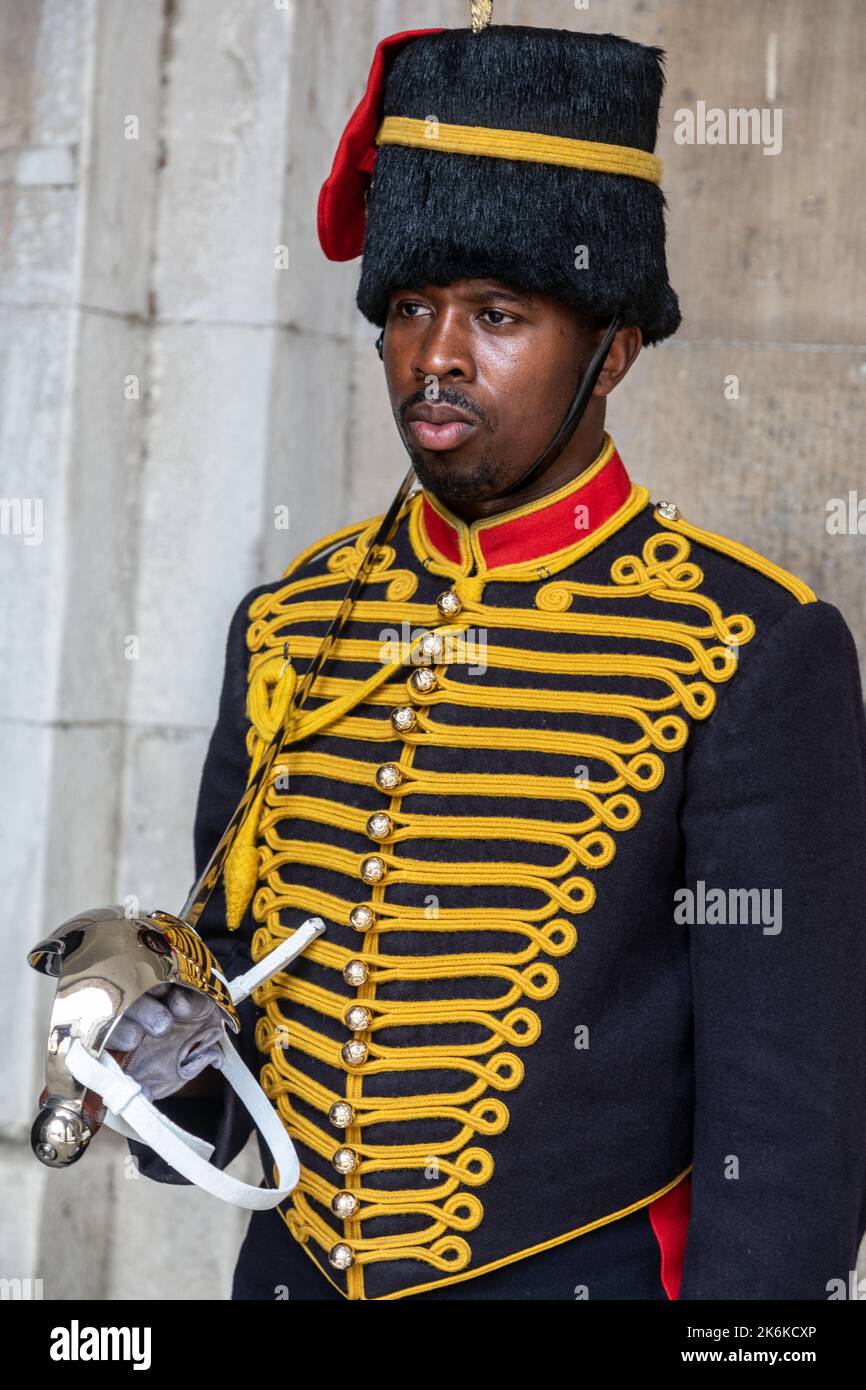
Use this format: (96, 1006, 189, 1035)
(393, 303, 515, 324)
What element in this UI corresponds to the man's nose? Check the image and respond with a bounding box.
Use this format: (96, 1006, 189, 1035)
(413, 310, 473, 380)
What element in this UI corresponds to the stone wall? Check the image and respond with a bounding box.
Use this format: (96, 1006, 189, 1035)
(1, 0, 863, 1300)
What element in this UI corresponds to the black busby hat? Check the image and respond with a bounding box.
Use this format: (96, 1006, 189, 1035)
(324, 22, 680, 346)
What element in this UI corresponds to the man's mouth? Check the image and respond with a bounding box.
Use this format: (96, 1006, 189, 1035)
(405, 401, 480, 452)
(408, 418, 478, 451)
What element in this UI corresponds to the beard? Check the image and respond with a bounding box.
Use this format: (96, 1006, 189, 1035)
(407, 441, 512, 504)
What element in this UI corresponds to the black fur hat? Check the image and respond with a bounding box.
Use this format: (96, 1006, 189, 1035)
(355, 25, 681, 346)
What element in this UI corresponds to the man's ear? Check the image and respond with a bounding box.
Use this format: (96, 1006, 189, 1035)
(593, 325, 642, 397)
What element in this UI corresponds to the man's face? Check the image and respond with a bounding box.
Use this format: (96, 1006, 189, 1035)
(382, 277, 606, 504)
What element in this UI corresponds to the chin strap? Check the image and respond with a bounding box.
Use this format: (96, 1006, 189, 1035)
(65, 917, 326, 1210)
(494, 309, 622, 498)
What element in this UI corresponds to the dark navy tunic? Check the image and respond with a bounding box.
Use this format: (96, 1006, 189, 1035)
(129, 436, 866, 1300)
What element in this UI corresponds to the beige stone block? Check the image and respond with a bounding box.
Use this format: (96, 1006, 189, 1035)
(0, 1147, 47, 1285)
(0, 305, 71, 723)
(108, 1129, 256, 1300)
(0, 725, 54, 1135)
(128, 320, 274, 729)
(0, 186, 78, 305)
(116, 723, 211, 917)
(33, 1133, 117, 1299)
(609, 339, 866, 660)
(153, 0, 295, 323)
(277, 0, 382, 339)
(506, 0, 866, 345)
(260, 327, 360, 578)
(79, 0, 164, 315)
(57, 309, 149, 723)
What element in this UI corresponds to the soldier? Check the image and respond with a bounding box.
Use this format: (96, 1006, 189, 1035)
(126, 15, 866, 1301)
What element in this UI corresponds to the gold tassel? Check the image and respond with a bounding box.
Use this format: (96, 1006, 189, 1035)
(223, 652, 298, 929)
(470, 0, 493, 34)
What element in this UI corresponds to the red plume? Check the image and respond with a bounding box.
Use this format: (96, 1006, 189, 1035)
(317, 28, 445, 262)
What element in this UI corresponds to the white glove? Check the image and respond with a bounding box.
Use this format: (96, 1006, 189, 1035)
(108, 983, 226, 1101)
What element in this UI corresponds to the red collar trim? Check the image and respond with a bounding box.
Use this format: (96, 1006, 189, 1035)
(420, 435, 631, 571)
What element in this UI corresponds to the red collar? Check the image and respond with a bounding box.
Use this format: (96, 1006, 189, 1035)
(418, 434, 632, 572)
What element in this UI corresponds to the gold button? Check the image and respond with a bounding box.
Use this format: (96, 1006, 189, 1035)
(332, 1146, 358, 1174)
(329, 1100, 354, 1128)
(360, 855, 385, 884)
(331, 1191, 358, 1219)
(343, 958, 368, 986)
(342, 1039, 368, 1065)
(390, 706, 417, 733)
(345, 1004, 371, 1031)
(656, 499, 681, 521)
(417, 631, 444, 663)
(328, 1242, 354, 1269)
(410, 667, 436, 694)
(349, 904, 375, 932)
(436, 590, 461, 618)
(375, 763, 402, 790)
(366, 811, 392, 840)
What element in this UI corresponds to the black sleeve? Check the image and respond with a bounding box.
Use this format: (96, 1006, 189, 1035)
(677, 597, 866, 1298)
(127, 583, 273, 1186)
